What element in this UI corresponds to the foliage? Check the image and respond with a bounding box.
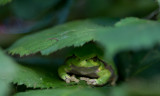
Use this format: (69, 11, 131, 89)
(8, 20, 102, 56)
(97, 17, 160, 57)
(1, 0, 160, 96)
(158, 0, 160, 6)
(7, 17, 160, 95)
(110, 77, 160, 96)
(12, 63, 88, 88)
(0, 48, 17, 96)
(14, 88, 105, 96)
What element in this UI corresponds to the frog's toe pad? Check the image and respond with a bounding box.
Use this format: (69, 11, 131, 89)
(64, 75, 79, 83)
(70, 75, 79, 83)
(87, 79, 97, 85)
(65, 77, 71, 83)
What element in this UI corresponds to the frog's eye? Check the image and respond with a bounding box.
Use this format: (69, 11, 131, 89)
(92, 57, 98, 62)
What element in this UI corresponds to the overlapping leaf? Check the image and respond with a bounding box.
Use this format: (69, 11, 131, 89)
(0, 80, 9, 96)
(110, 78, 160, 96)
(97, 18, 160, 57)
(14, 88, 105, 96)
(134, 50, 160, 78)
(115, 17, 155, 27)
(0, 48, 17, 96)
(13, 64, 87, 88)
(158, 0, 160, 6)
(8, 17, 160, 89)
(8, 20, 103, 56)
(115, 49, 160, 80)
(8, 17, 160, 57)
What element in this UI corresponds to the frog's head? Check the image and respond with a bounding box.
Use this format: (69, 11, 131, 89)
(66, 55, 102, 68)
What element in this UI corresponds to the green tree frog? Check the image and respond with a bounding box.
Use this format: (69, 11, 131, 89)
(58, 42, 117, 86)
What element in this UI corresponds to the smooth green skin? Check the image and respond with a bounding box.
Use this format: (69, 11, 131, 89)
(58, 42, 117, 86)
(58, 55, 112, 86)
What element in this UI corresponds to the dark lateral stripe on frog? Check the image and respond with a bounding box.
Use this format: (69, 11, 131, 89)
(68, 65, 99, 78)
(66, 55, 117, 84)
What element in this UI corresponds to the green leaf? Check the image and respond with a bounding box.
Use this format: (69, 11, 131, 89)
(8, 20, 103, 56)
(134, 50, 160, 78)
(0, 0, 12, 5)
(0, 48, 17, 96)
(97, 18, 160, 57)
(0, 49, 17, 82)
(115, 49, 160, 80)
(110, 78, 160, 96)
(105, 17, 160, 79)
(14, 88, 105, 96)
(13, 64, 88, 88)
(115, 17, 155, 27)
(158, 0, 160, 6)
(0, 80, 9, 96)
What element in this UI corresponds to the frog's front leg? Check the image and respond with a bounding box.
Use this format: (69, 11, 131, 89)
(87, 69, 111, 86)
(58, 65, 79, 83)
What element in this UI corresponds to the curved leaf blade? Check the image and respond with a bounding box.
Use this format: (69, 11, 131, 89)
(14, 88, 105, 96)
(12, 64, 88, 88)
(8, 20, 102, 56)
(115, 17, 155, 27)
(97, 19, 160, 57)
(0, 48, 17, 96)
